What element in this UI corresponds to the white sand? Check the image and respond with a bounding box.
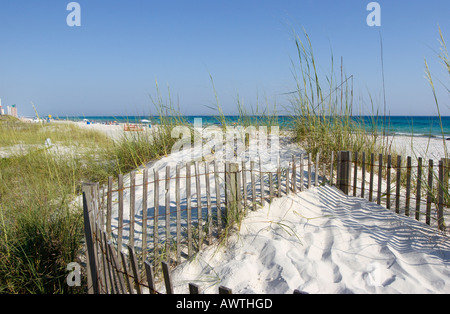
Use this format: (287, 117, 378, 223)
(68, 121, 135, 141)
(385, 134, 448, 162)
(170, 185, 450, 294)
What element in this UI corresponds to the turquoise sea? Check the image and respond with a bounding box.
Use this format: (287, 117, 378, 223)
(64, 115, 450, 139)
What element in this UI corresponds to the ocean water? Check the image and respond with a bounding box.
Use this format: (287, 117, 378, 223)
(65, 115, 450, 138)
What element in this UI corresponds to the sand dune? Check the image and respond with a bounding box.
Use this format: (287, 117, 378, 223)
(170, 185, 450, 294)
(70, 121, 450, 294)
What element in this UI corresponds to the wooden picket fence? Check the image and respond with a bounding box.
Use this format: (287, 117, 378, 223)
(82, 151, 449, 294)
(335, 151, 449, 231)
(82, 154, 324, 294)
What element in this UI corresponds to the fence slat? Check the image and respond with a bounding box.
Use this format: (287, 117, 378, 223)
(286, 161, 290, 195)
(353, 152, 358, 197)
(215, 161, 223, 229)
(336, 151, 341, 190)
(438, 159, 448, 231)
(337, 151, 351, 195)
(277, 157, 282, 197)
(236, 165, 243, 218)
(142, 168, 148, 261)
(225, 163, 240, 225)
(269, 172, 274, 202)
(361, 152, 366, 198)
(82, 184, 99, 294)
(292, 156, 297, 194)
(377, 153, 383, 205)
(107, 241, 126, 294)
(300, 153, 304, 191)
(369, 153, 374, 202)
(426, 159, 433, 226)
(315, 153, 319, 187)
(189, 283, 200, 294)
(205, 162, 212, 241)
(176, 164, 182, 264)
(120, 251, 134, 294)
(308, 153, 312, 189)
(251, 160, 257, 210)
(127, 245, 142, 294)
(330, 151, 334, 187)
(386, 155, 392, 209)
(195, 162, 203, 249)
(162, 262, 174, 294)
(153, 169, 160, 265)
(99, 231, 111, 294)
(144, 260, 157, 294)
(415, 157, 422, 221)
(102, 232, 114, 294)
(260, 157, 265, 206)
(395, 155, 402, 214)
(117, 174, 124, 255)
(219, 286, 232, 294)
(186, 162, 193, 256)
(129, 171, 136, 250)
(322, 162, 326, 186)
(165, 166, 171, 258)
(241, 161, 248, 214)
(106, 176, 113, 240)
(405, 156, 412, 216)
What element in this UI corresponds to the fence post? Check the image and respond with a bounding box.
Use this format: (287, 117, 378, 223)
(337, 151, 351, 195)
(225, 163, 240, 225)
(82, 183, 100, 294)
(438, 158, 449, 231)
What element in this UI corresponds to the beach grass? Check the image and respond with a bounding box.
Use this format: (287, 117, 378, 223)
(0, 127, 97, 293)
(0, 108, 190, 293)
(288, 29, 394, 162)
(423, 27, 450, 218)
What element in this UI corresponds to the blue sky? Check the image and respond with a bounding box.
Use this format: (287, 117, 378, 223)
(0, 0, 449, 117)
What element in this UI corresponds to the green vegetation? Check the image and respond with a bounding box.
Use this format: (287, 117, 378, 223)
(0, 122, 107, 293)
(0, 107, 190, 293)
(288, 30, 393, 162)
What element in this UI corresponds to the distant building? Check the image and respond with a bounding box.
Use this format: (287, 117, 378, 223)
(0, 98, 3, 115)
(7, 105, 18, 118)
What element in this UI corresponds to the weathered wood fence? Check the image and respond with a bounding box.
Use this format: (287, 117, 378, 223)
(82, 155, 324, 294)
(82, 151, 449, 294)
(336, 151, 449, 231)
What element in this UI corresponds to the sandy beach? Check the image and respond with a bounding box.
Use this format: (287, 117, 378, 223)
(71, 121, 449, 294)
(71, 120, 449, 160)
(170, 185, 450, 294)
(386, 134, 448, 163)
(68, 120, 145, 141)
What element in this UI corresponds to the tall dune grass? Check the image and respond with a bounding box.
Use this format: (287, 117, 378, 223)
(424, 27, 450, 220)
(0, 121, 107, 293)
(288, 30, 392, 162)
(0, 104, 190, 293)
(424, 27, 449, 159)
